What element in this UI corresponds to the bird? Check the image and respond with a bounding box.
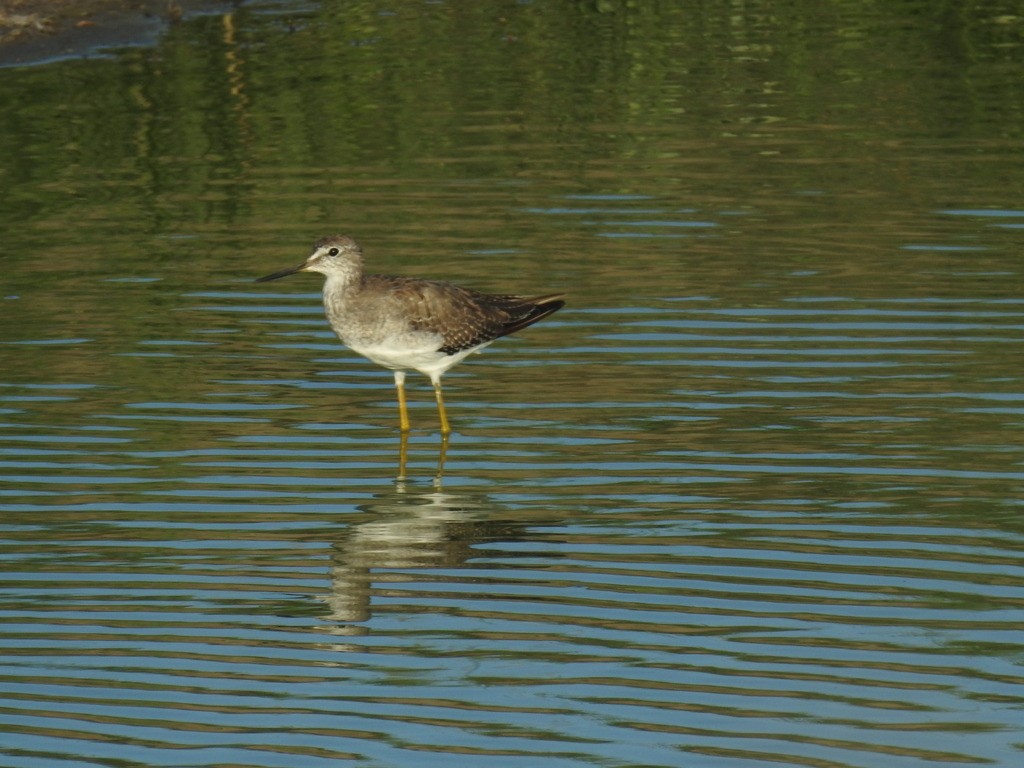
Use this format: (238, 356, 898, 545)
(255, 235, 565, 435)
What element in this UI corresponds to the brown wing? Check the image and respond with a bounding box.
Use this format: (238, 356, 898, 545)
(361, 275, 564, 356)
(438, 291, 566, 355)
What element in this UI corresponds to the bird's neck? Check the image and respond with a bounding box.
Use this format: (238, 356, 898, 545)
(323, 259, 364, 290)
(322, 269, 362, 319)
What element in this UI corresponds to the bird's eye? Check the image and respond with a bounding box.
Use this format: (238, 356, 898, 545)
(328, 247, 339, 257)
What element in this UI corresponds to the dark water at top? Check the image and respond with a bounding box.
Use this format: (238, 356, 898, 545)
(1, 2, 1023, 767)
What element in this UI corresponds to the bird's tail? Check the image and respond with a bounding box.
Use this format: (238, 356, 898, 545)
(499, 294, 566, 337)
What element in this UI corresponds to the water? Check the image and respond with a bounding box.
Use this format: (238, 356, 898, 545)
(2, 2, 1023, 767)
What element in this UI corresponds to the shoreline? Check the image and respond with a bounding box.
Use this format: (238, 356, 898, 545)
(0, 0, 230, 67)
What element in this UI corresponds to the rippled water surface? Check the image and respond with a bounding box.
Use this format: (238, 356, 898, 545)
(2, 2, 1023, 767)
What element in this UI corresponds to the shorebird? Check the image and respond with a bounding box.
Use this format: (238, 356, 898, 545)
(256, 235, 565, 434)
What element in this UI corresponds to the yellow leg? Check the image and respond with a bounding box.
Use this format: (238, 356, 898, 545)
(394, 371, 411, 432)
(434, 431, 449, 487)
(397, 429, 409, 483)
(432, 377, 451, 435)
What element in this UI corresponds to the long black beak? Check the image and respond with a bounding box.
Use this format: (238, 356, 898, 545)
(255, 263, 305, 283)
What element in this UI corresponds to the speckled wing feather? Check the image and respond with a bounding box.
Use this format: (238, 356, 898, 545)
(437, 290, 566, 355)
(361, 275, 564, 356)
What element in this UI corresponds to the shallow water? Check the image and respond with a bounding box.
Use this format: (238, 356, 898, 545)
(2, 2, 1023, 767)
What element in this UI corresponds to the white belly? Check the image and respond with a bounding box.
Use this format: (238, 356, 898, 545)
(345, 336, 491, 377)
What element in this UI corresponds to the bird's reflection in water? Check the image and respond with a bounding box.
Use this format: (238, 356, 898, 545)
(317, 438, 533, 644)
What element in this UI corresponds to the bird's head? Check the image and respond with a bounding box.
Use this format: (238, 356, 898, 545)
(256, 235, 363, 283)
